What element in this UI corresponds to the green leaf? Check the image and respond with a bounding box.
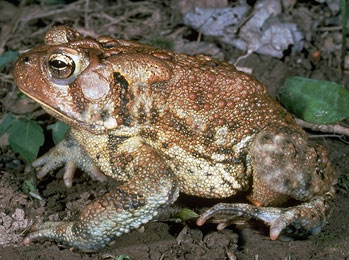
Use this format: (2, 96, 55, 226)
(177, 208, 199, 221)
(47, 121, 69, 144)
(7, 119, 44, 162)
(0, 114, 15, 137)
(23, 180, 44, 200)
(18, 92, 28, 99)
(0, 51, 19, 69)
(279, 76, 349, 124)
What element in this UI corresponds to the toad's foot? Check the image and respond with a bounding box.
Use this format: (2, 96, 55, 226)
(197, 192, 334, 240)
(32, 130, 107, 188)
(24, 141, 179, 251)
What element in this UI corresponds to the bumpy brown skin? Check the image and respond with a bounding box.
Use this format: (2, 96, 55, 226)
(13, 26, 336, 251)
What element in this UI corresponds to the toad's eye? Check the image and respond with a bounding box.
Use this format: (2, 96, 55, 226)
(48, 53, 75, 79)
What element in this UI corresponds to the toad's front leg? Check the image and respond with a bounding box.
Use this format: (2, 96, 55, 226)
(32, 129, 107, 188)
(24, 142, 179, 251)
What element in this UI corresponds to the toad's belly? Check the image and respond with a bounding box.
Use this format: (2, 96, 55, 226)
(163, 144, 252, 198)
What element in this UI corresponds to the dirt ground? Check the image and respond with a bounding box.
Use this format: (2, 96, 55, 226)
(1, 0, 349, 259)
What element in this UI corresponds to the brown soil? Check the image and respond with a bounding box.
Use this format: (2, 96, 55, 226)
(1, 1, 349, 259)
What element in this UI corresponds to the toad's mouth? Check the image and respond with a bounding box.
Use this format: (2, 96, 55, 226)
(19, 87, 85, 130)
(19, 86, 110, 135)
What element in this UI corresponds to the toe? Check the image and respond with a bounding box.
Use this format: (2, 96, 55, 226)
(63, 161, 76, 188)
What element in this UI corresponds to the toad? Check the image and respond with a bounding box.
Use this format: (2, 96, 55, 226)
(13, 26, 336, 251)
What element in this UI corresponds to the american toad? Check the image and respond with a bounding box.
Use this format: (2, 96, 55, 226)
(13, 26, 336, 251)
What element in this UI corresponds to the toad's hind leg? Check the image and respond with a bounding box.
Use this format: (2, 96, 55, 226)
(197, 126, 336, 240)
(24, 143, 179, 251)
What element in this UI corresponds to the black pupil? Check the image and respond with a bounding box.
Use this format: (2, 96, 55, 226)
(50, 59, 67, 69)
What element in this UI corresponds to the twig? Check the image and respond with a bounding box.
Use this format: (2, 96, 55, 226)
(0, 0, 27, 53)
(19, 1, 84, 24)
(31, 23, 56, 38)
(84, 0, 90, 29)
(316, 26, 342, 32)
(308, 134, 344, 139)
(101, 5, 156, 28)
(341, 0, 347, 71)
(295, 118, 349, 137)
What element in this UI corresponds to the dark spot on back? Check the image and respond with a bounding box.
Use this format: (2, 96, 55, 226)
(110, 151, 134, 174)
(140, 129, 158, 142)
(138, 105, 147, 124)
(203, 129, 215, 146)
(114, 72, 129, 93)
(108, 135, 129, 150)
(168, 114, 193, 137)
(122, 116, 131, 126)
(108, 135, 130, 174)
(150, 107, 159, 124)
(217, 146, 234, 155)
(114, 72, 132, 126)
